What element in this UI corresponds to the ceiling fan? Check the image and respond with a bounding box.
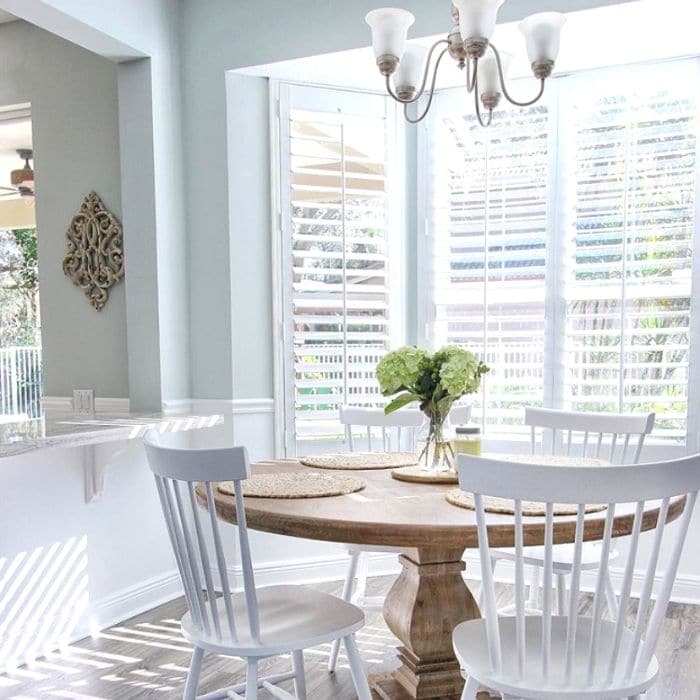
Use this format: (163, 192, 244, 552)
(0, 149, 34, 200)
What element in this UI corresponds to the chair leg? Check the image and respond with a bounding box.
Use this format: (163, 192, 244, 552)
(605, 570, 619, 619)
(461, 676, 479, 699)
(183, 646, 203, 700)
(353, 551, 370, 604)
(343, 634, 371, 700)
(245, 659, 258, 700)
(292, 649, 307, 700)
(556, 572, 567, 615)
(328, 551, 361, 673)
(528, 565, 540, 609)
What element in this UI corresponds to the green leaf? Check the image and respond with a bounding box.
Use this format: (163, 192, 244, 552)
(384, 393, 421, 414)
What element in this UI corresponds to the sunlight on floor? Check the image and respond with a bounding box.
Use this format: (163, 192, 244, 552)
(0, 536, 89, 674)
(1, 610, 399, 698)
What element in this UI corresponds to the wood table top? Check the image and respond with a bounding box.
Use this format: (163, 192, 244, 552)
(201, 458, 685, 549)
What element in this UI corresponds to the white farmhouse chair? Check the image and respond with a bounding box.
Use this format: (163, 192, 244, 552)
(455, 452, 699, 699)
(328, 403, 471, 673)
(143, 431, 372, 700)
(487, 408, 655, 619)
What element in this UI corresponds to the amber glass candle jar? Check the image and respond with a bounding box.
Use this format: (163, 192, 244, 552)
(451, 426, 482, 457)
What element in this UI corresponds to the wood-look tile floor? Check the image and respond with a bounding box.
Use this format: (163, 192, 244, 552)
(1, 576, 698, 699)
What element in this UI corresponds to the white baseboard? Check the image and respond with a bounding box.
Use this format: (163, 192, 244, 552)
(463, 553, 700, 606)
(0, 570, 183, 675)
(85, 569, 183, 636)
(235, 552, 699, 605)
(215, 551, 400, 591)
(4, 547, 695, 677)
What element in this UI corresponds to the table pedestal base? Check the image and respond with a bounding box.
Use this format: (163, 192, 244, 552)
(370, 676, 495, 700)
(373, 546, 479, 699)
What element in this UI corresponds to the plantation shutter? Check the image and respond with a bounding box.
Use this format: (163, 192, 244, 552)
(426, 90, 550, 433)
(279, 85, 395, 451)
(424, 59, 697, 442)
(562, 63, 697, 441)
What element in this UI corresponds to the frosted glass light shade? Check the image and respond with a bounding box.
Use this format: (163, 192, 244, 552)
(365, 7, 415, 59)
(394, 44, 427, 89)
(519, 12, 566, 64)
(453, 0, 505, 41)
(477, 51, 511, 96)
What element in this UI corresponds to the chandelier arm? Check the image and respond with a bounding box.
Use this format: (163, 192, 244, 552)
(474, 73, 493, 128)
(489, 43, 546, 107)
(404, 47, 450, 124)
(466, 56, 479, 94)
(385, 39, 449, 105)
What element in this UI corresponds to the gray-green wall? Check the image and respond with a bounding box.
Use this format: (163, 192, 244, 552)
(181, 0, 633, 402)
(0, 20, 127, 398)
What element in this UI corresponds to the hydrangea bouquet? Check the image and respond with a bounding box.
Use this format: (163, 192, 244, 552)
(376, 346, 489, 472)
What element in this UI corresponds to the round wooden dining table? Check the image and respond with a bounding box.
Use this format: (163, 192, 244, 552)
(203, 458, 684, 700)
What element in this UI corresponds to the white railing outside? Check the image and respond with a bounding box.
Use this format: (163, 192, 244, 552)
(0, 346, 43, 418)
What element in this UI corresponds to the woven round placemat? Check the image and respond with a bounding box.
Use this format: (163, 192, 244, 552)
(392, 465, 459, 484)
(299, 452, 418, 470)
(445, 489, 606, 516)
(218, 472, 365, 499)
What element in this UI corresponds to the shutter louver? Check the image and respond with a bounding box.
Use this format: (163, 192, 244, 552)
(428, 96, 550, 433)
(563, 65, 697, 441)
(285, 97, 393, 446)
(425, 61, 696, 443)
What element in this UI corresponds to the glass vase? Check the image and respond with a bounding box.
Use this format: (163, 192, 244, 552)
(417, 415, 455, 474)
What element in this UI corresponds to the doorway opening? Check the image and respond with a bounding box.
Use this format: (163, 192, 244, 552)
(0, 104, 41, 420)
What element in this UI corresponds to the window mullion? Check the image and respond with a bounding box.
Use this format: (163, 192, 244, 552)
(543, 77, 567, 411)
(340, 120, 348, 405)
(684, 56, 700, 452)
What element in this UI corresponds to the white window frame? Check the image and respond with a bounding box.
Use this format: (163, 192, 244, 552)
(417, 58, 700, 455)
(270, 80, 404, 457)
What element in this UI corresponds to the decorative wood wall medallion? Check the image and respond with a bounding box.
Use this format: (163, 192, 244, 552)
(62, 191, 124, 310)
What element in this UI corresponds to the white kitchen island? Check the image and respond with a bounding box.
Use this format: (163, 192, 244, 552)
(0, 408, 223, 672)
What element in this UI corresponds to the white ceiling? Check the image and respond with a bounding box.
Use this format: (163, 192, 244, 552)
(238, 0, 700, 90)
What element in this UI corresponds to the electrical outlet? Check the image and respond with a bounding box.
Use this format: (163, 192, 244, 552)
(73, 389, 95, 413)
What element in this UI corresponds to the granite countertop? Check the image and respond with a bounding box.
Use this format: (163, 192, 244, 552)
(0, 411, 224, 457)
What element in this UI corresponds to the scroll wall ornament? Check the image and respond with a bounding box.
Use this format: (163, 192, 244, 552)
(62, 191, 124, 310)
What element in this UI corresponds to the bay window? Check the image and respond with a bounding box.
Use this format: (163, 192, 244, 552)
(421, 58, 698, 443)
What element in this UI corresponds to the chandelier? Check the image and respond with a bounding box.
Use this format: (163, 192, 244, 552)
(365, 1, 565, 125)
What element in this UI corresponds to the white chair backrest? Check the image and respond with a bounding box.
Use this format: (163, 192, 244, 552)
(457, 452, 700, 690)
(143, 430, 260, 645)
(340, 404, 473, 452)
(339, 405, 423, 452)
(525, 407, 655, 464)
(447, 404, 472, 427)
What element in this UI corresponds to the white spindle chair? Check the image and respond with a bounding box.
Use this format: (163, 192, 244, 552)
(455, 452, 699, 699)
(328, 403, 471, 673)
(488, 408, 655, 619)
(143, 431, 372, 700)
